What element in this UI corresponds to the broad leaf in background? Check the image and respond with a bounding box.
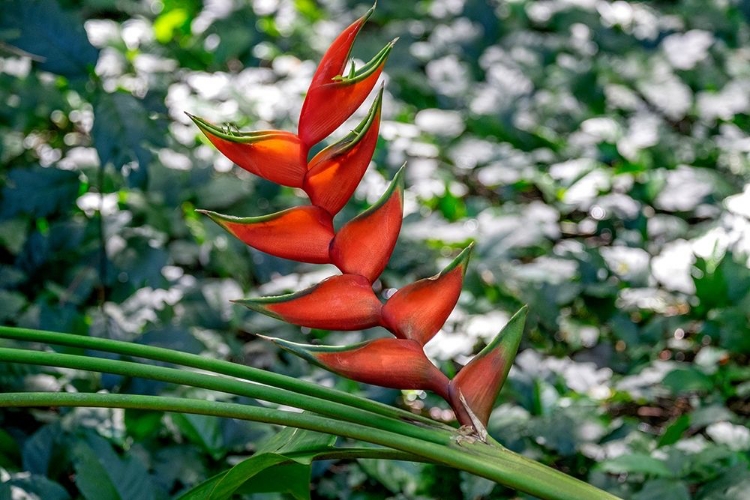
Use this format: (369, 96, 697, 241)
(0, 167, 80, 218)
(178, 426, 336, 500)
(0, 474, 71, 500)
(92, 90, 166, 187)
(0, 0, 98, 79)
(70, 433, 157, 500)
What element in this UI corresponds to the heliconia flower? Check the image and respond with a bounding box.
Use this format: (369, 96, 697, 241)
(303, 87, 383, 215)
(329, 166, 404, 283)
(234, 274, 382, 331)
(187, 113, 306, 188)
(380, 244, 474, 345)
(449, 306, 527, 427)
(298, 5, 395, 148)
(197, 206, 334, 264)
(265, 336, 451, 399)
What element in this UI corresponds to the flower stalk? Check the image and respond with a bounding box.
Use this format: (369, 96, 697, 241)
(0, 391, 620, 500)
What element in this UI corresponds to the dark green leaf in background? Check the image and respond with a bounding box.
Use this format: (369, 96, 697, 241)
(92, 90, 165, 188)
(0, 0, 98, 79)
(0, 167, 80, 219)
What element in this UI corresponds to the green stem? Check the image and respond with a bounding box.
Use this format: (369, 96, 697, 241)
(0, 326, 442, 428)
(293, 448, 428, 462)
(0, 346, 451, 445)
(1, 392, 621, 500)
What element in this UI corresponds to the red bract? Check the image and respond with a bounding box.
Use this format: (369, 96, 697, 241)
(306, 4, 374, 95)
(381, 244, 473, 345)
(304, 87, 383, 216)
(330, 166, 404, 283)
(234, 274, 382, 331)
(268, 337, 451, 399)
(449, 307, 527, 426)
(188, 114, 306, 188)
(197, 206, 334, 264)
(298, 6, 394, 148)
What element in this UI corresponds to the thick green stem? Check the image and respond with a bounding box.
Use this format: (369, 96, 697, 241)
(0, 326, 443, 428)
(1, 392, 621, 500)
(0, 346, 450, 445)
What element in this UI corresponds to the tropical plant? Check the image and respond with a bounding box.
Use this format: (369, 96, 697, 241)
(0, 4, 620, 499)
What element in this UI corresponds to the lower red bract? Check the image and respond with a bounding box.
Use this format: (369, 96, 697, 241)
(449, 353, 506, 427)
(260, 274, 383, 331)
(317, 338, 450, 397)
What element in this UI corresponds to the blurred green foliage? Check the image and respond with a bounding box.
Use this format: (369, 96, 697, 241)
(1, 0, 750, 498)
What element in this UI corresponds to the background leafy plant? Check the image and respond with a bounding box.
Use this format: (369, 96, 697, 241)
(1, 0, 749, 499)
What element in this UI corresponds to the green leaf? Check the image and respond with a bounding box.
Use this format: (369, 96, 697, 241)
(71, 442, 121, 500)
(124, 409, 164, 441)
(358, 459, 427, 496)
(0, 167, 80, 218)
(254, 426, 337, 456)
(599, 454, 674, 478)
(236, 462, 312, 500)
(178, 427, 336, 500)
(209, 427, 335, 499)
(22, 424, 60, 475)
(92, 90, 164, 187)
(71, 434, 156, 500)
(662, 368, 714, 394)
(633, 479, 690, 500)
(0, 473, 71, 500)
(657, 415, 691, 448)
(0, 290, 27, 324)
(209, 454, 293, 499)
(696, 464, 750, 499)
(0, 219, 28, 255)
(171, 413, 224, 459)
(0, 0, 98, 79)
(0, 428, 20, 469)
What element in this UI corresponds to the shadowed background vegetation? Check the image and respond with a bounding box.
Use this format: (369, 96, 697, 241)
(1, 0, 749, 498)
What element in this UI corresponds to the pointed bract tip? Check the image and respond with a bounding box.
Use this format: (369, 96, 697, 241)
(195, 208, 218, 220)
(231, 297, 283, 319)
(472, 305, 527, 363)
(360, 165, 405, 214)
(440, 242, 475, 277)
(195, 209, 234, 229)
(332, 39, 394, 84)
(264, 337, 326, 366)
(388, 164, 406, 195)
(365, 1, 377, 20)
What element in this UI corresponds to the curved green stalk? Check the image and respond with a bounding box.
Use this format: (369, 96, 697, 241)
(290, 448, 428, 462)
(0, 392, 621, 500)
(0, 326, 443, 429)
(0, 347, 451, 445)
